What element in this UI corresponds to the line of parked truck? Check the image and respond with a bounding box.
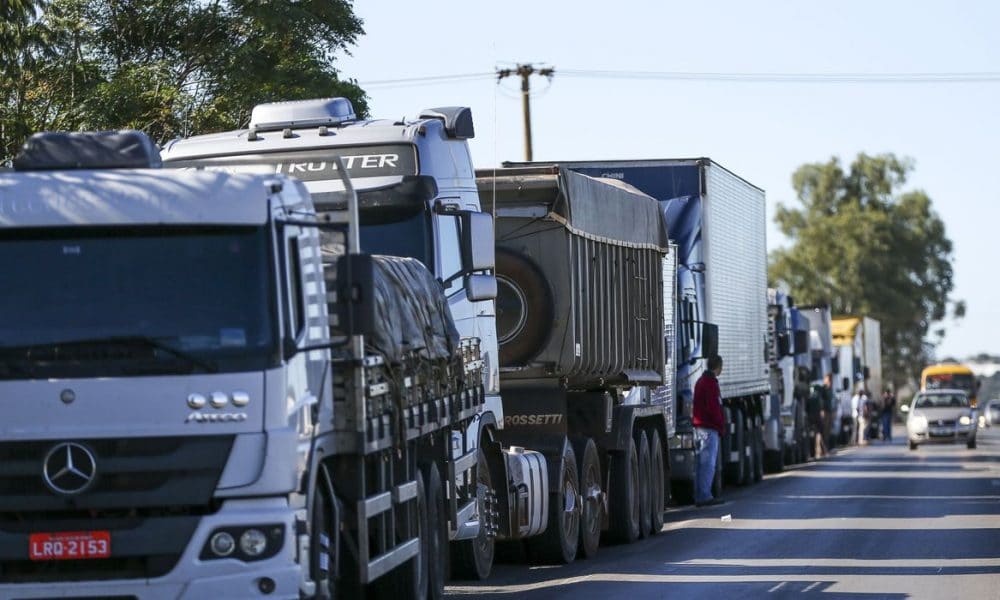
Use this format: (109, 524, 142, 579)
(0, 98, 882, 599)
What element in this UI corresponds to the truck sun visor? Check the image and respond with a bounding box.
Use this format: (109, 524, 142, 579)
(13, 130, 163, 171)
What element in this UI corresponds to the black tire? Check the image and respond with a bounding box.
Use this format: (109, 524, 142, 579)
(311, 471, 335, 600)
(450, 449, 495, 580)
(648, 430, 666, 535)
(752, 422, 764, 483)
(724, 409, 746, 485)
(574, 438, 602, 559)
(525, 440, 580, 564)
(909, 441, 918, 451)
(712, 439, 723, 500)
(764, 448, 784, 474)
(609, 436, 641, 543)
(375, 470, 428, 600)
(423, 464, 447, 600)
(968, 438, 977, 450)
(636, 431, 652, 538)
(495, 249, 553, 366)
(671, 480, 694, 505)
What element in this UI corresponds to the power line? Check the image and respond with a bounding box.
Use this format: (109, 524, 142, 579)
(361, 72, 493, 88)
(359, 69, 1000, 89)
(556, 69, 1000, 83)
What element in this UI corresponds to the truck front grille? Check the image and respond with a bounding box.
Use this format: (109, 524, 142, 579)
(0, 436, 233, 584)
(0, 436, 234, 514)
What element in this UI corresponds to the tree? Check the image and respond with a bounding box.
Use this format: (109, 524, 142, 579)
(769, 153, 962, 389)
(1, 0, 368, 162)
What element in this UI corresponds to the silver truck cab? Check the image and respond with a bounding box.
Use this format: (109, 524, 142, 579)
(162, 99, 501, 438)
(0, 131, 325, 599)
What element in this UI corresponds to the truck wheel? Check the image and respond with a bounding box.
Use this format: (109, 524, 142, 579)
(649, 430, 666, 535)
(495, 249, 553, 366)
(636, 431, 652, 538)
(423, 463, 447, 600)
(311, 472, 336, 600)
(574, 438, 602, 559)
(909, 441, 918, 451)
(967, 438, 977, 450)
(450, 449, 495, 580)
(752, 423, 764, 482)
(764, 448, 784, 474)
(609, 436, 641, 543)
(724, 408, 745, 485)
(711, 439, 723, 500)
(526, 440, 580, 564)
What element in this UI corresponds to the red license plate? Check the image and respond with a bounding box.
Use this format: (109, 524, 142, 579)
(29, 531, 111, 561)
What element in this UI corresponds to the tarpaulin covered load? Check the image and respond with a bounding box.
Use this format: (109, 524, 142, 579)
(321, 226, 459, 364)
(476, 165, 670, 388)
(366, 254, 460, 364)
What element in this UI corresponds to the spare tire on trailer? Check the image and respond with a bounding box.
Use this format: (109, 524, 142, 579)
(495, 248, 553, 366)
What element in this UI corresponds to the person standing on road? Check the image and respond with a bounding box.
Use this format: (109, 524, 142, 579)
(693, 355, 725, 506)
(807, 382, 826, 458)
(852, 385, 870, 446)
(881, 389, 896, 442)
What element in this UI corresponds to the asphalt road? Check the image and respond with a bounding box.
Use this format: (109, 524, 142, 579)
(448, 424, 1000, 600)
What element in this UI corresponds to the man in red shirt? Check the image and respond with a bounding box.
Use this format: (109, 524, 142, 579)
(693, 355, 725, 506)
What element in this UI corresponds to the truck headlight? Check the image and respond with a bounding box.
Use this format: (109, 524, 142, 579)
(200, 525, 284, 562)
(240, 529, 268, 557)
(959, 415, 972, 426)
(209, 531, 236, 557)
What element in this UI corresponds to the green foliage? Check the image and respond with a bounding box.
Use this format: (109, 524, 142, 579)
(769, 153, 961, 387)
(1, 0, 367, 161)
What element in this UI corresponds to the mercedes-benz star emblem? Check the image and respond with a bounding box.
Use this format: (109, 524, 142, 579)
(43, 442, 97, 495)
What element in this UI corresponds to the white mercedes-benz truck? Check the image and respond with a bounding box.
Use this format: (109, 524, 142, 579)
(1, 129, 484, 599)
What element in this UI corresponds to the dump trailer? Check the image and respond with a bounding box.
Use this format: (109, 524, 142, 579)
(506, 158, 770, 498)
(475, 165, 676, 564)
(0, 128, 484, 600)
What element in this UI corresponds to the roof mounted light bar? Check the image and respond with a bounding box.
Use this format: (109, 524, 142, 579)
(248, 98, 357, 137)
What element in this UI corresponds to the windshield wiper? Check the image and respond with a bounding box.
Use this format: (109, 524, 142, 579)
(0, 335, 219, 373)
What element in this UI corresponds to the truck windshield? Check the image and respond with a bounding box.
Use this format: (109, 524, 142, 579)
(0, 226, 276, 379)
(358, 202, 433, 267)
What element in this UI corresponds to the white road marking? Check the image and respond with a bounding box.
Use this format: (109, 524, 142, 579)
(767, 581, 787, 592)
(662, 514, 1000, 530)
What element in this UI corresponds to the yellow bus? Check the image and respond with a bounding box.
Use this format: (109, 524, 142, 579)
(920, 363, 980, 407)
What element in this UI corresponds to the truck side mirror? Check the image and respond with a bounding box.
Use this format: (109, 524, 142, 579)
(464, 273, 497, 301)
(831, 360, 840, 375)
(701, 322, 719, 360)
(842, 377, 850, 391)
(793, 330, 810, 356)
(460, 211, 495, 271)
(863, 366, 871, 379)
(777, 332, 790, 358)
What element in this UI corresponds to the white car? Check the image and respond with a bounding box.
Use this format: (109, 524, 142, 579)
(906, 389, 977, 450)
(985, 399, 1000, 427)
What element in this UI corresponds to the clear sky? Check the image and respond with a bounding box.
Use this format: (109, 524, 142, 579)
(339, 0, 999, 360)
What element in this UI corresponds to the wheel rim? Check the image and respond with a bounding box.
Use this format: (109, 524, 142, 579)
(582, 457, 601, 543)
(562, 468, 580, 545)
(473, 458, 495, 568)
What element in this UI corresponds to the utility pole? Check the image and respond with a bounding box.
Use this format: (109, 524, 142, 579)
(497, 64, 555, 161)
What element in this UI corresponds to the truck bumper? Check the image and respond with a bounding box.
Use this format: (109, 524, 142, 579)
(1, 498, 302, 600)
